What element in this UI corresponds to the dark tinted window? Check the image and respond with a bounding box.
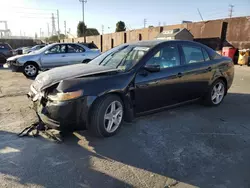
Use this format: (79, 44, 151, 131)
(0, 44, 11, 50)
(202, 48, 210, 61)
(67, 44, 85, 53)
(146, 44, 180, 69)
(81, 43, 98, 49)
(182, 46, 204, 64)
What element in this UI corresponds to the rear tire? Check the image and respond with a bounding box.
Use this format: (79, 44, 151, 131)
(203, 79, 226, 106)
(90, 95, 124, 137)
(23, 63, 39, 78)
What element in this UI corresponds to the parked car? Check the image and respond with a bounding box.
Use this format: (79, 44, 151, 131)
(5, 43, 101, 77)
(27, 44, 46, 53)
(80, 42, 99, 49)
(0, 43, 13, 63)
(27, 40, 234, 137)
(12, 46, 32, 56)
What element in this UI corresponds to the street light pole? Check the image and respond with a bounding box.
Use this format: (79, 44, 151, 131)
(79, 0, 87, 42)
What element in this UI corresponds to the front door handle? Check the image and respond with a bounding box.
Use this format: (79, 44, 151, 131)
(61, 55, 66, 57)
(207, 67, 212, 72)
(177, 72, 183, 78)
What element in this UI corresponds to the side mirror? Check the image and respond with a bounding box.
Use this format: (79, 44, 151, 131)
(144, 64, 160, 72)
(44, 51, 49, 55)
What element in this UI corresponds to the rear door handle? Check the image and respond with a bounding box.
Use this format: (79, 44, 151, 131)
(177, 72, 183, 78)
(207, 67, 212, 72)
(61, 55, 66, 57)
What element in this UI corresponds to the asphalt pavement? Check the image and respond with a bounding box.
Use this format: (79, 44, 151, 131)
(0, 65, 250, 188)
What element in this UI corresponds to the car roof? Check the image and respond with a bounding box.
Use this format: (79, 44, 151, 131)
(129, 39, 206, 47)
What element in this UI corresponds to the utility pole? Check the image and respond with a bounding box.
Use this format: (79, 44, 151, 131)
(143, 18, 147, 28)
(229, 4, 234, 18)
(47, 23, 50, 37)
(57, 9, 60, 41)
(79, 0, 87, 42)
(51, 13, 56, 36)
(40, 28, 42, 39)
(64, 21, 67, 36)
(197, 8, 204, 21)
(101, 25, 104, 34)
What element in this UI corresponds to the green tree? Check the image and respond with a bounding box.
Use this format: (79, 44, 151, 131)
(77, 21, 87, 37)
(115, 21, 126, 32)
(77, 21, 100, 37)
(47, 34, 66, 42)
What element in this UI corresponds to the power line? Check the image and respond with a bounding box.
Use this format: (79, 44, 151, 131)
(229, 4, 234, 18)
(14, 11, 54, 15)
(197, 8, 204, 21)
(9, 6, 56, 11)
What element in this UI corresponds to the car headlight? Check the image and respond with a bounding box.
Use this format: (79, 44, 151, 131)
(48, 90, 83, 101)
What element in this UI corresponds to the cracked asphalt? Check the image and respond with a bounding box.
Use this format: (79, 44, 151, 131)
(0, 65, 250, 188)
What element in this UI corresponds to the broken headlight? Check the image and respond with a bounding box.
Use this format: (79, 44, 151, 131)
(48, 90, 83, 101)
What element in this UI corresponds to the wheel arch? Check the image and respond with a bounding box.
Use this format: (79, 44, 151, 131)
(212, 76, 228, 95)
(24, 61, 40, 70)
(87, 91, 134, 128)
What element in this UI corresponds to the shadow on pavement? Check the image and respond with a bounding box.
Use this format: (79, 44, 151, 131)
(0, 131, 133, 188)
(1, 93, 250, 187)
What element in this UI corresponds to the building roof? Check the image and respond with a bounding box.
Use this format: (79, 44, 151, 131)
(156, 28, 193, 39)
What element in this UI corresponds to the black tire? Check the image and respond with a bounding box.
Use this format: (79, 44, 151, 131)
(82, 59, 91, 64)
(0, 54, 6, 64)
(90, 95, 124, 137)
(23, 62, 39, 78)
(203, 79, 226, 106)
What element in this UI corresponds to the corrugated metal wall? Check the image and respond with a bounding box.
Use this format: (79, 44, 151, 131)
(60, 16, 250, 51)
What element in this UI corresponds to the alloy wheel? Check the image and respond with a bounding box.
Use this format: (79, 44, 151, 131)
(24, 64, 37, 76)
(103, 101, 123, 133)
(211, 82, 225, 104)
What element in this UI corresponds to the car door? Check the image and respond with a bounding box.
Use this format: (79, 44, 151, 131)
(41, 44, 68, 68)
(134, 43, 188, 113)
(179, 44, 214, 100)
(66, 44, 86, 65)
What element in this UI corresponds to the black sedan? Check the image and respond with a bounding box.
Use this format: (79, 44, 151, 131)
(28, 40, 234, 137)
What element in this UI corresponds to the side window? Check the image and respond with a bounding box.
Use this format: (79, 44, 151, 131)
(67, 44, 85, 53)
(182, 46, 204, 64)
(145, 45, 180, 69)
(202, 48, 210, 61)
(46, 44, 67, 54)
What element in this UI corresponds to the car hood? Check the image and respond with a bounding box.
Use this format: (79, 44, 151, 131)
(32, 64, 118, 91)
(7, 53, 37, 61)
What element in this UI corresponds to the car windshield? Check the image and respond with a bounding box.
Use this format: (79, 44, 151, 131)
(31, 45, 38, 50)
(89, 44, 150, 71)
(30, 44, 53, 54)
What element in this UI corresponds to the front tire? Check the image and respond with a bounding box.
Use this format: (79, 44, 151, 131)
(23, 63, 38, 78)
(90, 95, 124, 137)
(203, 79, 226, 106)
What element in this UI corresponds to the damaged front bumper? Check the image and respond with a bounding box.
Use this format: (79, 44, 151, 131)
(27, 87, 92, 131)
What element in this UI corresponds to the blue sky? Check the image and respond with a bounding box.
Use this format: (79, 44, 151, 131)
(0, 0, 249, 37)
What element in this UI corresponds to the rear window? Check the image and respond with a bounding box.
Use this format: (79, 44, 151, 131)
(80, 43, 98, 49)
